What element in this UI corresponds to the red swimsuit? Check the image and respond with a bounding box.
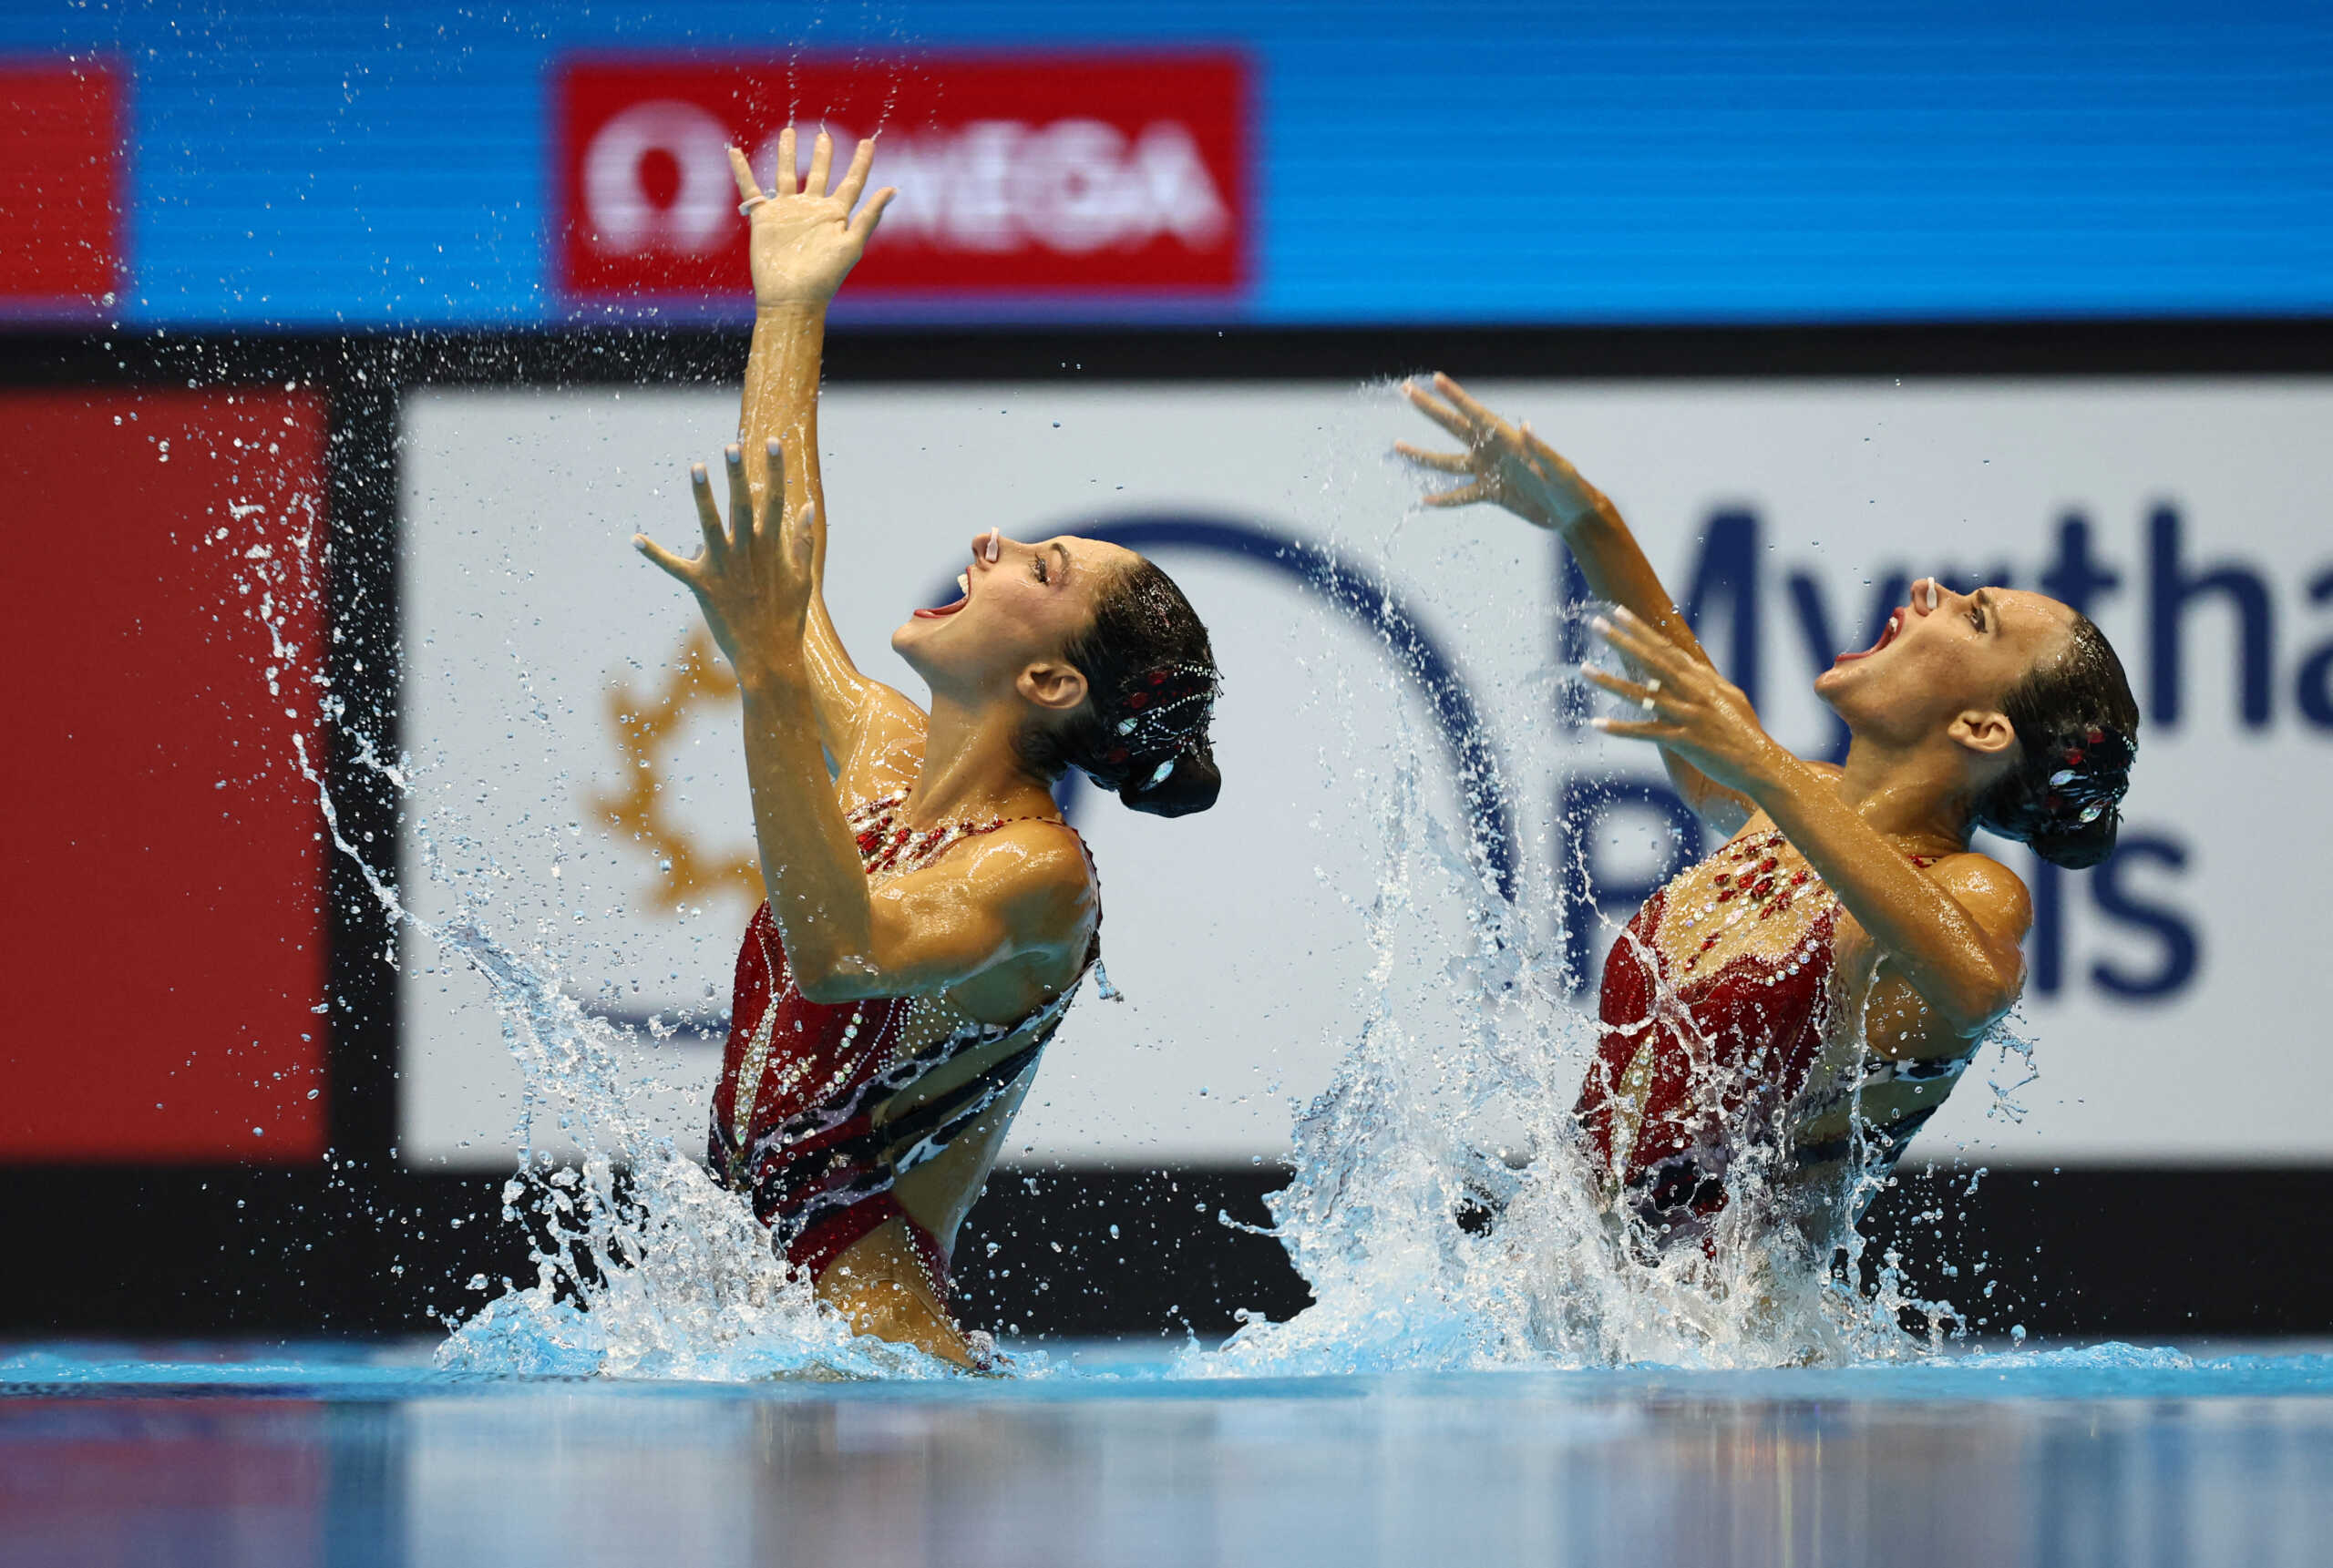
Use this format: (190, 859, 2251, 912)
(1576, 829, 1947, 1245)
(707, 794, 1096, 1297)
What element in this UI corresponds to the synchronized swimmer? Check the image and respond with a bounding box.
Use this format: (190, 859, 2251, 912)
(637, 130, 2142, 1362)
(1400, 375, 2140, 1256)
(634, 130, 1222, 1367)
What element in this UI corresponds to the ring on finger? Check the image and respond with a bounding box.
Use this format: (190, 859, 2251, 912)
(738, 196, 769, 215)
(1639, 676, 1661, 712)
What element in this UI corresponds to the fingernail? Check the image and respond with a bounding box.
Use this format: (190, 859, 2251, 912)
(690, 464, 706, 482)
(725, 445, 741, 465)
(1591, 616, 1612, 633)
(766, 437, 782, 456)
(1589, 717, 1611, 731)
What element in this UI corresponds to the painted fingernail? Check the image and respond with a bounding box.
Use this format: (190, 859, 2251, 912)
(725, 445, 742, 465)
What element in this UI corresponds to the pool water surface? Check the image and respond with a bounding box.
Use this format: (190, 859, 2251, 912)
(5, 1340, 2331, 1567)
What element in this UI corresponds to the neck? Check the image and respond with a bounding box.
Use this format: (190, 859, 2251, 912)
(901, 690, 1059, 828)
(1832, 729, 1977, 856)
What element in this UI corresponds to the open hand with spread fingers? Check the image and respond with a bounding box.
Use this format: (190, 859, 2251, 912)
(1395, 372, 1615, 534)
(634, 437, 817, 687)
(729, 127, 898, 310)
(1585, 606, 1791, 796)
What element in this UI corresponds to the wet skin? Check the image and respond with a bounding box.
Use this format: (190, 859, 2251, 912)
(636, 128, 1140, 1368)
(1398, 374, 2071, 1187)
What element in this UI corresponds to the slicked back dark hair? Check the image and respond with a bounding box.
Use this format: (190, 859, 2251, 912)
(1018, 557, 1221, 818)
(1971, 614, 2139, 869)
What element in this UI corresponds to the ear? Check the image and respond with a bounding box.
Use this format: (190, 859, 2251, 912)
(1016, 660, 1088, 714)
(1948, 708, 2017, 758)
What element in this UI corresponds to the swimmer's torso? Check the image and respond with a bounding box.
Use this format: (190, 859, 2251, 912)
(708, 792, 1099, 1284)
(1578, 819, 1971, 1245)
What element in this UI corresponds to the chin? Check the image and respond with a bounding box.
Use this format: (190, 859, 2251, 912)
(889, 619, 933, 670)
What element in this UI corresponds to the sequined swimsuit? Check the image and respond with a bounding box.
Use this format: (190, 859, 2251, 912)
(707, 794, 1097, 1296)
(1576, 828, 1962, 1246)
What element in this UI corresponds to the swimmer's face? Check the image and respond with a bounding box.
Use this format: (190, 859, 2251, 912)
(1814, 577, 2077, 749)
(892, 530, 1141, 707)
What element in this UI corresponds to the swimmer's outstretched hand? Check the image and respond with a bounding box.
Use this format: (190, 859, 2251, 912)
(1396, 373, 1613, 534)
(1585, 606, 1786, 794)
(634, 438, 817, 685)
(728, 128, 898, 310)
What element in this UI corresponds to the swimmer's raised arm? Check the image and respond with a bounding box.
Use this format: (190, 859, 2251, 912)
(726, 128, 899, 764)
(1397, 373, 1753, 835)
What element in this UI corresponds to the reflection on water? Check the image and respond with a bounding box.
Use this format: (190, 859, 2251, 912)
(5, 1354, 2332, 1568)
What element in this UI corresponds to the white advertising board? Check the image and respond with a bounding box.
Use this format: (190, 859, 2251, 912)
(398, 377, 2333, 1170)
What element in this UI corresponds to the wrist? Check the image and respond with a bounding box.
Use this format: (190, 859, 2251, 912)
(1550, 490, 1621, 538)
(735, 651, 810, 701)
(753, 297, 830, 325)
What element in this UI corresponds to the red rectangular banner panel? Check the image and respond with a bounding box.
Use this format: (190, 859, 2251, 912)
(556, 53, 1249, 304)
(0, 390, 329, 1163)
(0, 59, 123, 308)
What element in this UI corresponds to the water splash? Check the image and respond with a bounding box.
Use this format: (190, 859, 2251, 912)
(234, 490, 963, 1380)
(254, 374, 2017, 1380)
(1178, 640, 1997, 1377)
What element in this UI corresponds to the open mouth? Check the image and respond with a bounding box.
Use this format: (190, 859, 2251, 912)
(1834, 606, 1905, 665)
(914, 572, 971, 620)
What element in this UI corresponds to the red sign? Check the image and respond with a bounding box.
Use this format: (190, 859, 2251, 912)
(0, 389, 329, 1163)
(0, 59, 123, 309)
(555, 54, 1249, 304)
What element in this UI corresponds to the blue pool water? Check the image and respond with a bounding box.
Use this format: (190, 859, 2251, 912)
(7, 1340, 2332, 1567)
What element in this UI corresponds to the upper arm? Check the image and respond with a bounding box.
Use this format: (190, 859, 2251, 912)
(832, 682, 931, 804)
(799, 600, 873, 759)
(855, 825, 1096, 998)
(1862, 852, 2034, 1056)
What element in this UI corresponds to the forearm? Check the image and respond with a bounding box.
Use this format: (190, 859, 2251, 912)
(737, 671, 879, 990)
(1568, 507, 1750, 825)
(740, 302, 824, 501)
(740, 302, 864, 749)
(1561, 507, 1711, 672)
(1742, 752, 2020, 1031)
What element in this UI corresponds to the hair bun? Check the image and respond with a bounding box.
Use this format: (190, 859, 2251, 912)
(1120, 743, 1220, 818)
(2026, 805, 2121, 870)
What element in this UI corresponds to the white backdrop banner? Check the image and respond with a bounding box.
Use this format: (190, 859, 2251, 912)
(398, 376, 2332, 1170)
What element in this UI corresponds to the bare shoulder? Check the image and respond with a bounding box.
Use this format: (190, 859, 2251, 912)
(959, 821, 1097, 919)
(886, 818, 1096, 963)
(1923, 849, 2034, 938)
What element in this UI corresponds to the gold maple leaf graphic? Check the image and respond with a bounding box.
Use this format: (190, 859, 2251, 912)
(585, 627, 765, 912)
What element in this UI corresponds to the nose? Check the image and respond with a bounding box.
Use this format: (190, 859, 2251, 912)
(1912, 576, 1949, 614)
(970, 528, 1003, 565)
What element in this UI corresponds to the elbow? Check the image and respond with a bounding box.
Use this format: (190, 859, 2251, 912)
(1936, 958, 2025, 1039)
(790, 955, 879, 1006)
(792, 970, 862, 1007)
